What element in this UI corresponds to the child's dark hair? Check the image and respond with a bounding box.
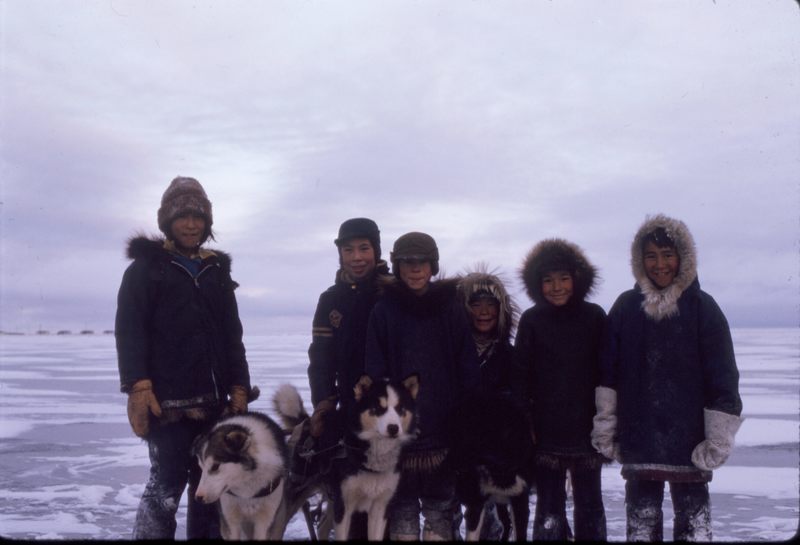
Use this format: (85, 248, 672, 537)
(641, 227, 675, 251)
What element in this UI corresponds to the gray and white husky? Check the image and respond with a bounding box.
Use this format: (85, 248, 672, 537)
(192, 411, 289, 540)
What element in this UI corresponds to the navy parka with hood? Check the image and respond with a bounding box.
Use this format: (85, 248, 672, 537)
(601, 215, 742, 482)
(115, 236, 250, 410)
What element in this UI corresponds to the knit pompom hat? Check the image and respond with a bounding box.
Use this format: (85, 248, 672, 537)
(157, 177, 213, 242)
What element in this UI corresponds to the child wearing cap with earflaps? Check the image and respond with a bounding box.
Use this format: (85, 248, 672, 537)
(592, 214, 743, 541)
(365, 231, 481, 541)
(115, 177, 254, 539)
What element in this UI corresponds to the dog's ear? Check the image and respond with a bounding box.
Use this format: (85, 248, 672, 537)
(223, 429, 249, 453)
(353, 374, 373, 402)
(190, 432, 206, 457)
(402, 373, 420, 400)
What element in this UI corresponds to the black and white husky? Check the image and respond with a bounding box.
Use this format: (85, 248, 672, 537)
(273, 374, 420, 541)
(192, 411, 289, 540)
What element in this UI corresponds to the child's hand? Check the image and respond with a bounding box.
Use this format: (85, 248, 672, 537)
(127, 379, 162, 438)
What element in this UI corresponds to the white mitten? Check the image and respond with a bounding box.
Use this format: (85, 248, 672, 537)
(590, 386, 621, 462)
(691, 408, 744, 471)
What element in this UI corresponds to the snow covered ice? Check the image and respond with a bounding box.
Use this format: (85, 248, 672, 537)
(0, 329, 797, 541)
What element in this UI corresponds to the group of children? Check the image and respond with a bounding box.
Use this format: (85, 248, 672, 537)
(116, 176, 743, 542)
(307, 211, 743, 541)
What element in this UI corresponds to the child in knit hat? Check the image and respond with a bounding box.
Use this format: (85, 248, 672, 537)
(115, 176, 253, 539)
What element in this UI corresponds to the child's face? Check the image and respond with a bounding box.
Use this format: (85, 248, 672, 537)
(399, 259, 432, 295)
(643, 241, 680, 288)
(339, 237, 376, 281)
(469, 298, 499, 335)
(542, 270, 573, 306)
(170, 213, 206, 252)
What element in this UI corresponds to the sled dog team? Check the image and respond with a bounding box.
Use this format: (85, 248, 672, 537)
(116, 177, 742, 541)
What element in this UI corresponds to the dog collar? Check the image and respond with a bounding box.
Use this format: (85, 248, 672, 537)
(227, 475, 283, 499)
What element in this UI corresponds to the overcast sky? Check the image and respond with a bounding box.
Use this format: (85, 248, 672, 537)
(1, 0, 798, 335)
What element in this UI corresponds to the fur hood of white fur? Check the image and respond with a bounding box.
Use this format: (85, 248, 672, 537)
(631, 214, 698, 321)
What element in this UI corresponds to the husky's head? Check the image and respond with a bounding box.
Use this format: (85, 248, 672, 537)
(192, 422, 257, 504)
(351, 374, 420, 443)
(192, 412, 288, 504)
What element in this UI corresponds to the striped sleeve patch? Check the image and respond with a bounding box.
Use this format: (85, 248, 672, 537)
(312, 326, 333, 337)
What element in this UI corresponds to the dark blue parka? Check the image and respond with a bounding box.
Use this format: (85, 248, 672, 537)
(115, 237, 250, 410)
(601, 216, 742, 482)
(512, 238, 607, 469)
(365, 278, 481, 454)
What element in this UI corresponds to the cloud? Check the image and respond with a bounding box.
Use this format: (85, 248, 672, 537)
(1, 0, 798, 332)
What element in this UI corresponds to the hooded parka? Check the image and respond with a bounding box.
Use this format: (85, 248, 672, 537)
(601, 215, 742, 482)
(115, 236, 250, 412)
(513, 239, 607, 469)
(457, 267, 519, 395)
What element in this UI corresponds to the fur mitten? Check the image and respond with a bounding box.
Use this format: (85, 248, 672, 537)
(310, 395, 338, 438)
(590, 386, 621, 462)
(226, 385, 250, 415)
(691, 408, 743, 470)
(127, 379, 162, 438)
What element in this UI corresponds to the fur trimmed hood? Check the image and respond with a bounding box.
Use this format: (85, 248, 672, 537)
(377, 275, 461, 316)
(631, 214, 697, 321)
(457, 265, 519, 343)
(520, 238, 598, 306)
(125, 235, 232, 273)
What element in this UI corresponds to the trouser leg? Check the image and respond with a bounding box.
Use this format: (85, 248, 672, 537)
(571, 465, 607, 541)
(132, 419, 220, 540)
(389, 472, 422, 540)
(625, 479, 664, 542)
(532, 466, 569, 540)
(670, 482, 711, 542)
(479, 501, 505, 541)
(132, 424, 191, 539)
(452, 504, 464, 540)
(420, 468, 457, 541)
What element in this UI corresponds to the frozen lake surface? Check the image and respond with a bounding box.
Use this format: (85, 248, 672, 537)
(0, 329, 797, 541)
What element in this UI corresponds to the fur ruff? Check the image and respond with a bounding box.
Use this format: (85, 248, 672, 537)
(457, 264, 519, 343)
(621, 463, 711, 483)
(376, 276, 461, 316)
(125, 234, 232, 274)
(401, 448, 449, 474)
(520, 238, 598, 305)
(630, 214, 697, 321)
